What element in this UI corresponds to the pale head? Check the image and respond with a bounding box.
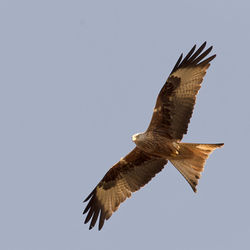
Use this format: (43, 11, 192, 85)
(132, 132, 144, 142)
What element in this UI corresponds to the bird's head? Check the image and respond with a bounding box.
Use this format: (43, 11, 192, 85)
(132, 132, 143, 142)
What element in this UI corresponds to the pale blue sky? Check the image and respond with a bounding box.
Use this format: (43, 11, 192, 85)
(1, 1, 250, 249)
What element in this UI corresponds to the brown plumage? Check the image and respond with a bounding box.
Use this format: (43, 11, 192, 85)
(83, 42, 224, 230)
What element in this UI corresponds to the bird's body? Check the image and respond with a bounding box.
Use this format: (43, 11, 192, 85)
(83, 42, 224, 230)
(132, 131, 179, 158)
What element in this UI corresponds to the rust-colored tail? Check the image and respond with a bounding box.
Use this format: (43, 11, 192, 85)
(170, 143, 224, 192)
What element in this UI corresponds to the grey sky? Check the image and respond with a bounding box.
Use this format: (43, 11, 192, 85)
(1, 0, 249, 249)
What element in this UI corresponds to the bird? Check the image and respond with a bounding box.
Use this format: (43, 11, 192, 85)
(83, 42, 224, 230)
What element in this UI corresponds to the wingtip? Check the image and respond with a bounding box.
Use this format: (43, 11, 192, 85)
(83, 194, 91, 203)
(189, 44, 197, 52)
(84, 216, 90, 224)
(199, 41, 207, 51)
(179, 53, 183, 61)
(98, 221, 104, 231)
(206, 45, 213, 53)
(83, 189, 95, 202)
(202, 41, 207, 47)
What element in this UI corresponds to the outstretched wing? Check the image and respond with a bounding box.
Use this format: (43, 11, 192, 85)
(147, 42, 216, 140)
(83, 147, 167, 230)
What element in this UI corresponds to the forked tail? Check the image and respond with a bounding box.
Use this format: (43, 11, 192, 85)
(170, 143, 224, 192)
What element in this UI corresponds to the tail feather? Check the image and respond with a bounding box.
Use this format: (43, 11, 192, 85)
(170, 143, 224, 192)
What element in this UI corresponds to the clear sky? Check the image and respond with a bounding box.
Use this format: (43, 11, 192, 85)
(1, 1, 250, 249)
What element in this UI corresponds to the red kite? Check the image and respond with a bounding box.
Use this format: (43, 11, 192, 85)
(83, 42, 223, 230)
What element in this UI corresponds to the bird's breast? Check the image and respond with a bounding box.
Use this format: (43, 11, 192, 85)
(133, 132, 178, 158)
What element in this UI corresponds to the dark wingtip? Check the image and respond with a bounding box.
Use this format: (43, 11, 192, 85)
(171, 53, 183, 74)
(200, 41, 207, 51)
(170, 42, 215, 74)
(177, 44, 197, 69)
(206, 46, 213, 55)
(83, 195, 91, 203)
(83, 205, 89, 214)
(83, 188, 95, 202)
(201, 41, 207, 47)
(199, 54, 216, 66)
